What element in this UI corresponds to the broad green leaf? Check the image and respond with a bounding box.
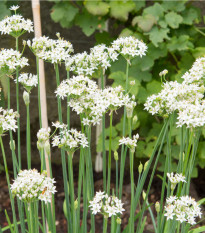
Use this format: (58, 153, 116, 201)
(148, 43, 168, 60)
(136, 141, 146, 158)
(144, 141, 156, 158)
(178, 52, 194, 70)
(51, 2, 78, 28)
(95, 31, 113, 45)
(158, 20, 167, 28)
(75, 10, 100, 36)
(167, 35, 194, 52)
(147, 26, 170, 47)
(132, 14, 156, 32)
(109, 56, 126, 73)
(165, 12, 183, 29)
(143, 3, 164, 20)
(0, 2, 10, 20)
(84, 0, 109, 16)
(146, 80, 162, 95)
(191, 47, 205, 58)
(119, 28, 134, 37)
(161, 1, 185, 12)
(110, 1, 136, 21)
(137, 86, 148, 103)
(133, 0, 145, 11)
(148, 123, 162, 137)
(181, 7, 199, 25)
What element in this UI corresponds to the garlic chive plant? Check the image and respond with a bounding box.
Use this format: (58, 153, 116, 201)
(0, 5, 204, 233)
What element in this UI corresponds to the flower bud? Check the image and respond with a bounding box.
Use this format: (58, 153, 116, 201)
(126, 103, 134, 118)
(144, 160, 149, 171)
(9, 140, 15, 151)
(155, 201, 160, 213)
(133, 115, 138, 124)
(142, 191, 146, 200)
(45, 141, 51, 155)
(23, 91, 30, 106)
(130, 80, 135, 86)
(114, 151, 118, 161)
(23, 40, 26, 46)
(138, 162, 143, 174)
(74, 199, 78, 210)
(116, 217, 121, 225)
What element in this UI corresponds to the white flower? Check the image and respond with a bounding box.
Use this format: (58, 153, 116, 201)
(0, 14, 33, 37)
(119, 134, 139, 153)
(111, 36, 147, 60)
(0, 108, 19, 134)
(52, 125, 88, 151)
(9, 5, 20, 11)
(27, 35, 74, 64)
(164, 195, 202, 225)
(10, 169, 56, 203)
(159, 69, 168, 77)
(15, 73, 38, 92)
(167, 173, 186, 190)
(37, 127, 51, 150)
(89, 191, 125, 218)
(0, 49, 29, 73)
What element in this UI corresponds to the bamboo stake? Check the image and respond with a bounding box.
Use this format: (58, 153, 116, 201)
(31, 0, 50, 178)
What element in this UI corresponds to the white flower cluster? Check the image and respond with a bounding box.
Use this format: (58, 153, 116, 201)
(37, 127, 51, 150)
(164, 196, 202, 225)
(15, 73, 38, 92)
(0, 49, 29, 73)
(0, 107, 19, 134)
(0, 13, 33, 37)
(27, 35, 74, 64)
(10, 169, 56, 204)
(167, 173, 186, 190)
(52, 123, 88, 152)
(111, 36, 147, 60)
(119, 134, 139, 153)
(89, 191, 125, 218)
(65, 44, 118, 76)
(56, 75, 136, 126)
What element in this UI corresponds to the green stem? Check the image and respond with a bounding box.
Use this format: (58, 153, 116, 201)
(0, 137, 19, 233)
(129, 151, 134, 233)
(55, 63, 72, 232)
(68, 152, 76, 233)
(107, 111, 113, 195)
(16, 37, 21, 169)
(36, 57, 42, 128)
(67, 71, 70, 130)
(103, 218, 108, 233)
(26, 103, 31, 169)
(101, 69, 106, 192)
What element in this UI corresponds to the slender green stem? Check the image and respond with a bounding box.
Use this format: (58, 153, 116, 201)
(36, 57, 42, 128)
(129, 151, 134, 233)
(26, 103, 31, 169)
(16, 37, 21, 169)
(55, 63, 72, 232)
(0, 136, 19, 233)
(101, 69, 106, 192)
(67, 152, 76, 233)
(103, 218, 108, 233)
(116, 159, 118, 196)
(67, 71, 70, 130)
(107, 111, 113, 195)
(119, 61, 129, 199)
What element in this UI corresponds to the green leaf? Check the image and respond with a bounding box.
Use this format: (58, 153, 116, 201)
(84, 0, 109, 16)
(191, 47, 205, 59)
(198, 142, 205, 159)
(137, 86, 148, 103)
(197, 198, 205, 205)
(51, 2, 79, 28)
(132, 56, 154, 71)
(167, 35, 194, 52)
(75, 10, 100, 36)
(0, 2, 10, 20)
(143, 3, 164, 20)
(132, 14, 156, 32)
(165, 12, 183, 29)
(181, 7, 199, 25)
(148, 43, 168, 60)
(161, 1, 185, 12)
(189, 226, 205, 233)
(146, 80, 162, 95)
(146, 26, 170, 47)
(110, 1, 136, 21)
(95, 31, 113, 45)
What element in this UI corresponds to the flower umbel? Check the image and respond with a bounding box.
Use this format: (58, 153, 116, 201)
(10, 169, 56, 203)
